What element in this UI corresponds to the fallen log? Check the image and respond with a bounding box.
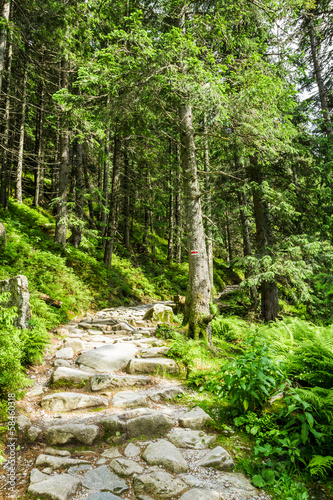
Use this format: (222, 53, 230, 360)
(38, 293, 62, 308)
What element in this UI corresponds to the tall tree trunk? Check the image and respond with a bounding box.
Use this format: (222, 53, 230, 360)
(104, 134, 121, 268)
(308, 20, 333, 136)
(0, 23, 12, 207)
(69, 141, 84, 247)
(167, 141, 175, 261)
(0, 0, 10, 95)
(16, 55, 28, 205)
(176, 5, 211, 339)
(123, 146, 130, 248)
(83, 161, 95, 226)
(249, 156, 278, 321)
(203, 114, 214, 300)
(174, 144, 182, 263)
(54, 59, 69, 246)
(101, 128, 111, 234)
(225, 211, 233, 262)
(34, 80, 45, 206)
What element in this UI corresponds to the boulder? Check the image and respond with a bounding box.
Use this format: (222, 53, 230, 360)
(143, 303, 173, 323)
(17, 415, 31, 433)
(84, 493, 122, 500)
(100, 415, 126, 437)
(54, 359, 71, 368)
(91, 373, 150, 391)
(26, 426, 42, 442)
(127, 412, 175, 439)
(0, 274, 31, 328)
(81, 465, 128, 494)
(197, 446, 235, 471)
(30, 468, 48, 484)
(140, 346, 169, 358)
(149, 386, 184, 403)
(28, 473, 80, 500)
(36, 454, 90, 469)
(127, 358, 179, 375)
(179, 406, 213, 430)
(179, 488, 220, 500)
(40, 392, 107, 412)
(112, 322, 134, 332)
(133, 470, 187, 498)
(216, 472, 259, 497)
(109, 457, 143, 476)
(76, 343, 139, 372)
(112, 391, 147, 408)
(51, 367, 92, 386)
(167, 428, 216, 449)
(63, 338, 84, 352)
(55, 347, 74, 360)
(124, 443, 141, 457)
(45, 423, 99, 445)
(142, 439, 188, 473)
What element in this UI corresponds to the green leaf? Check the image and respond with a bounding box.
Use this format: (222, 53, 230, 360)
(301, 422, 309, 444)
(262, 469, 275, 485)
(252, 475, 265, 488)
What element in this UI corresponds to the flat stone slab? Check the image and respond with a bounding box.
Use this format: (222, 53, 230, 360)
(36, 454, 90, 469)
(167, 428, 216, 449)
(109, 457, 144, 476)
(149, 386, 184, 403)
(113, 322, 134, 332)
(54, 359, 71, 367)
(101, 448, 122, 459)
(198, 446, 235, 471)
(63, 338, 84, 352)
(41, 392, 107, 412)
(127, 357, 179, 374)
(133, 470, 187, 498)
(45, 423, 99, 445)
(124, 443, 141, 457)
(179, 488, 220, 500)
(91, 373, 150, 391)
(127, 412, 175, 438)
(84, 493, 122, 500)
(82, 465, 128, 494)
(179, 406, 213, 430)
(142, 439, 188, 473)
(55, 347, 74, 359)
(216, 472, 259, 497)
(112, 391, 147, 408)
(76, 343, 139, 372)
(140, 346, 169, 358)
(51, 367, 92, 386)
(28, 472, 80, 500)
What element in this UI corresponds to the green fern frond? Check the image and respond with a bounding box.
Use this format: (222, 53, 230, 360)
(307, 455, 333, 477)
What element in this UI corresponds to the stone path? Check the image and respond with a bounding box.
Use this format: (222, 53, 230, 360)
(1, 303, 270, 500)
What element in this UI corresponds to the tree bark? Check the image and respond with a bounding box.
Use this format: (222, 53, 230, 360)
(104, 133, 121, 268)
(123, 145, 130, 248)
(101, 127, 111, 234)
(203, 115, 214, 299)
(0, 0, 11, 96)
(69, 140, 84, 247)
(174, 144, 182, 263)
(34, 80, 45, 206)
(54, 59, 69, 246)
(16, 55, 28, 205)
(167, 141, 175, 261)
(0, 22, 12, 207)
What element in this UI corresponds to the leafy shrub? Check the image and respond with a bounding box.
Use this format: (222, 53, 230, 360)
(211, 315, 248, 342)
(286, 342, 333, 389)
(155, 324, 176, 340)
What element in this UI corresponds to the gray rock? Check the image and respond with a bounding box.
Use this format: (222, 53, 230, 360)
(124, 443, 140, 457)
(35, 454, 90, 469)
(180, 475, 204, 488)
(63, 338, 84, 352)
(56, 327, 70, 336)
(127, 358, 179, 375)
(197, 446, 235, 471)
(17, 414, 31, 433)
(45, 423, 99, 445)
(51, 367, 92, 386)
(179, 406, 213, 430)
(113, 322, 134, 332)
(44, 447, 71, 457)
(215, 472, 259, 496)
(167, 428, 216, 449)
(133, 470, 187, 498)
(91, 373, 150, 391)
(84, 493, 122, 500)
(76, 343, 139, 372)
(68, 464, 92, 475)
(149, 386, 184, 403)
(143, 304, 173, 323)
(142, 439, 188, 473)
(41, 392, 107, 412)
(26, 384, 45, 397)
(28, 473, 80, 500)
(127, 412, 175, 439)
(140, 346, 169, 358)
(54, 359, 71, 367)
(42, 467, 53, 474)
(55, 347, 74, 359)
(0, 274, 31, 328)
(109, 457, 144, 476)
(112, 391, 147, 408)
(179, 488, 220, 500)
(26, 426, 42, 442)
(82, 465, 128, 494)
(101, 447, 122, 459)
(0, 221, 6, 250)
(30, 468, 48, 484)
(100, 415, 126, 437)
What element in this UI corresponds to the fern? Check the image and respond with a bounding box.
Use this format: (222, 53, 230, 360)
(307, 455, 333, 477)
(287, 342, 333, 389)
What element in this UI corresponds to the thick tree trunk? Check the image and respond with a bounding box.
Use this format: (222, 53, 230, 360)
(34, 80, 45, 206)
(16, 57, 28, 205)
(249, 156, 278, 321)
(203, 115, 214, 299)
(54, 59, 69, 246)
(104, 134, 121, 268)
(83, 161, 94, 227)
(0, 0, 11, 95)
(69, 141, 84, 247)
(0, 24, 12, 207)
(308, 20, 333, 136)
(101, 128, 111, 234)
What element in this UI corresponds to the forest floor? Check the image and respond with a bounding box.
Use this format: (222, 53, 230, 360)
(0, 302, 272, 500)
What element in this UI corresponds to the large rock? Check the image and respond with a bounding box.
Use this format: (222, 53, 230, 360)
(81, 465, 128, 494)
(149, 386, 184, 403)
(112, 391, 147, 408)
(51, 367, 92, 386)
(109, 457, 143, 476)
(216, 472, 259, 497)
(127, 412, 175, 439)
(179, 488, 220, 500)
(0, 274, 31, 328)
(36, 454, 90, 469)
(140, 346, 169, 358)
(0, 221, 6, 251)
(100, 415, 127, 437)
(76, 343, 139, 372)
(112, 322, 134, 332)
(124, 443, 140, 457)
(197, 446, 235, 471)
(84, 494, 122, 500)
(55, 347, 74, 360)
(143, 303, 173, 323)
(28, 472, 80, 500)
(40, 392, 107, 412)
(127, 358, 179, 375)
(45, 423, 99, 445)
(167, 428, 216, 449)
(142, 439, 188, 473)
(179, 406, 213, 430)
(133, 470, 187, 498)
(91, 373, 150, 391)
(63, 338, 84, 352)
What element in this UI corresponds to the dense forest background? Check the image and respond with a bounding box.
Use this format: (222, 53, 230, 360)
(1, 0, 333, 498)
